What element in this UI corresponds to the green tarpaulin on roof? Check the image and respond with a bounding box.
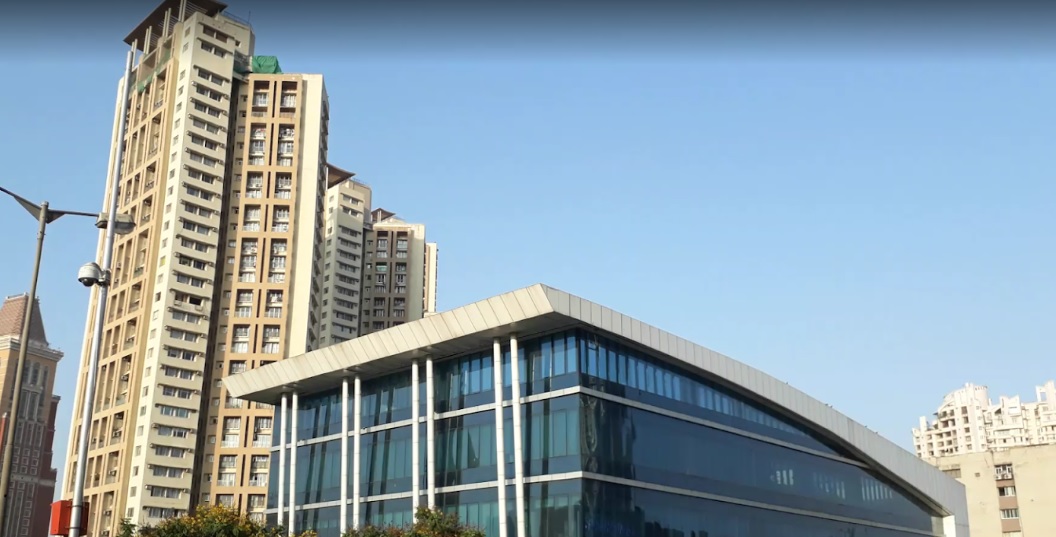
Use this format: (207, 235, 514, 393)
(252, 56, 282, 74)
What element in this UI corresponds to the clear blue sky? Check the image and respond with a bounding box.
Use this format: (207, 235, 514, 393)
(1, 3, 1054, 499)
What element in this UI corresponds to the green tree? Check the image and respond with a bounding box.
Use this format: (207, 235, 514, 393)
(115, 505, 482, 537)
(342, 507, 485, 537)
(124, 505, 316, 537)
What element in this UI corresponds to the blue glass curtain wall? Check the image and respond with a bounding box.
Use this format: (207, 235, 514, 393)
(573, 329, 839, 455)
(582, 479, 934, 537)
(278, 328, 942, 537)
(580, 395, 935, 531)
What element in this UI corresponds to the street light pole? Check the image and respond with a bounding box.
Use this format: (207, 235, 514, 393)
(69, 47, 134, 537)
(0, 188, 106, 537)
(0, 201, 48, 537)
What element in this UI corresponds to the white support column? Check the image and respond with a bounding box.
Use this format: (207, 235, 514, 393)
(509, 334, 527, 537)
(492, 338, 508, 537)
(288, 391, 299, 537)
(278, 394, 288, 528)
(340, 378, 350, 532)
(425, 357, 436, 508)
(352, 376, 362, 529)
(411, 360, 421, 511)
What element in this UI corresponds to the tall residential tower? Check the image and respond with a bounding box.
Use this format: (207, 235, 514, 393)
(63, 1, 439, 535)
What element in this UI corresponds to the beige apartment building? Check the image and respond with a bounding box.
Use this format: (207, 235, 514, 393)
(195, 71, 330, 518)
(0, 295, 62, 537)
(916, 382, 1056, 537)
(925, 444, 1056, 537)
(63, 1, 439, 535)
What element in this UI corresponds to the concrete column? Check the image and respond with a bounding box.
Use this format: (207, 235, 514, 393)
(425, 357, 436, 508)
(411, 360, 421, 511)
(288, 391, 299, 536)
(509, 334, 526, 537)
(492, 338, 508, 537)
(352, 376, 362, 529)
(340, 377, 350, 532)
(278, 393, 287, 528)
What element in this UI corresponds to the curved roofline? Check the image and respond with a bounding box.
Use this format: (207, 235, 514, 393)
(224, 283, 967, 534)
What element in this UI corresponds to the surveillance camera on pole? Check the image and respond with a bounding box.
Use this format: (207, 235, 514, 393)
(76, 262, 107, 288)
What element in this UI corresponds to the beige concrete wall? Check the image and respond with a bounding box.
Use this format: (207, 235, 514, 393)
(926, 444, 1056, 537)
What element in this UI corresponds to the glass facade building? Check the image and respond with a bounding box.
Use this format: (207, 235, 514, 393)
(227, 284, 968, 537)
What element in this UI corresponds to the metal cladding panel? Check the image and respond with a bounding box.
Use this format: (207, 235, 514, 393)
(499, 293, 527, 320)
(224, 283, 967, 535)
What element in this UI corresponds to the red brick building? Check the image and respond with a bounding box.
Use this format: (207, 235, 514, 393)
(0, 295, 62, 537)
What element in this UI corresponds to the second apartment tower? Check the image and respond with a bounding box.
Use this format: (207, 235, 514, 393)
(62, 1, 438, 535)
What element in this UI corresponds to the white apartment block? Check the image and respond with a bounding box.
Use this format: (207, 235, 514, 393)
(913, 381, 1056, 458)
(318, 167, 372, 347)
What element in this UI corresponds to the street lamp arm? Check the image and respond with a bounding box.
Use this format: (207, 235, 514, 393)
(0, 185, 106, 223)
(0, 186, 45, 221)
(56, 209, 103, 219)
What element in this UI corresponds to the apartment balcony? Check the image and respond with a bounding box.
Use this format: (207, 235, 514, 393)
(248, 477, 268, 488)
(252, 438, 271, 448)
(225, 400, 245, 409)
(221, 439, 240, 448)
(216, 477, 237, 487)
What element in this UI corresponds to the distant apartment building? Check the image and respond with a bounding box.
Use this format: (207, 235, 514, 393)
(361, 209, 438, 334)
(914, 382, 1056, 458)
(915, 381, 1056, 537)
(63, 1, 438, 535)
(0, 295, 62, 537)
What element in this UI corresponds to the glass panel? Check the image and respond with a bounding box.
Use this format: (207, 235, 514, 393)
(435, 350, 494, 412)
(296, 506, 341, 537)
(359, 371, 413, 426)
(357, 426, 413, 496)
(266, 451, 280, 509)
(582, 479, 932, 537)
(297, 390, 341, 438)
(361, 498, 414, 529)
(436, 410, 498, 487)
(437, 488, 501, 537)
(294, 440, 341, 505)
(581, 395, 938, 531)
